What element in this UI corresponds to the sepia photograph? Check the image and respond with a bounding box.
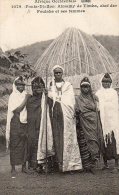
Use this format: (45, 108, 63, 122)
(0, 0, 119, 194)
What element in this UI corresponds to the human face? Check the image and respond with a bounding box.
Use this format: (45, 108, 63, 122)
(54, 68, 63, 82)
(81, 85, 90, 95)
(32, 82, 44, 95)
(102, 81, 111, 89)
(16, 83, 25, 93)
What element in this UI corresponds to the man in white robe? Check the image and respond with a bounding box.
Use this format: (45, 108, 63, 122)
(96, 73, 119, 170)
(48, 65, 82, 172)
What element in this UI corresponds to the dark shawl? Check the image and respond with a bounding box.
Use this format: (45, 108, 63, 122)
(26, 95, 42, 167)
(76, 93, 103, 158)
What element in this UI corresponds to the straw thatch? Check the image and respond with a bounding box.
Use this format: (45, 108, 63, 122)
(34, 28, 118, 77)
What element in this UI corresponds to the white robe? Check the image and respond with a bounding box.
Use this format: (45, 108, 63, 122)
(49, 81, 82, 172)
(37, 93, 55, 163)
(6, 79, 27, 148)
(96, 87, 119, 154)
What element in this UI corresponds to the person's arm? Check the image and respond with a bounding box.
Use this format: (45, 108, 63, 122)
(13, 94, 31, 113)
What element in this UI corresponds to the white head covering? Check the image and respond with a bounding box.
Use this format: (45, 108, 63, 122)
(100, 73, 112, 89)
(52, 65, 64, 74)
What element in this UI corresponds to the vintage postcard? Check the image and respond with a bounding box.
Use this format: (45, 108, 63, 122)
(0, 0, 119, 194)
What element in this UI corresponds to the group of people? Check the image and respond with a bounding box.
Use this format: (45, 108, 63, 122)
(6, 65, 119, 176)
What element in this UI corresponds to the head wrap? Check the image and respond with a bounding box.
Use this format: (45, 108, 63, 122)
(80, 77, 91, 86)
(13, 76, 25, 93)
(101, 73, 112, 83)
(52, 65, 64, 74)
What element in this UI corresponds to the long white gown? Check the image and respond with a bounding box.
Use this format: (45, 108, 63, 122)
(96, 87, 119, 154)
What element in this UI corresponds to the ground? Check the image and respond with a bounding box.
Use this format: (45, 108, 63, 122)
(0, 150, 119, 195)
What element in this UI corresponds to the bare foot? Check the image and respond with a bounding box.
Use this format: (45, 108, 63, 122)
(11, 169, 17, 178)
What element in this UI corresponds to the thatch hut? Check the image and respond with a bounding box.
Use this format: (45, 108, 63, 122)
(34, 28, 119, 94)
(34, 28, 117, 77)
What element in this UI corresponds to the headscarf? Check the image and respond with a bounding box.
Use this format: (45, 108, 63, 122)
(99, 73, 112, 90)
(31, 76, 45, 87)
(6, 77, 27, 145)
(80, 77, 96, 104)
(80, 77, 91, 87)
(31, 76, 45, 93)
(52, 65, 64, 73)
(101, 73, 112, 83)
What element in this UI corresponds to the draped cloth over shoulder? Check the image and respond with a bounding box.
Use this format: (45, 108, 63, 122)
(76, 94, 102, 156)
(6, 77, 27, 165)
(37, 92, 55, 164)
(6, 77, 27, 145)
(48, 65, 82, 172)
(76, 77, 103, 169)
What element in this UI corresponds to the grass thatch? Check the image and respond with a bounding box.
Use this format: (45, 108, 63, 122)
(34, 28, 118, 77)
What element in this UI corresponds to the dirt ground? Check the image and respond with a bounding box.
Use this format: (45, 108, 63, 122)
(0, 151, 119, 195)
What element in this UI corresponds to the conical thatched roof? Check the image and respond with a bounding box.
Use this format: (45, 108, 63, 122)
(34, 28, 118, 77)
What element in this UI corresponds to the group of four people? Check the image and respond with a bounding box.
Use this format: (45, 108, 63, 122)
(6, 65, 119, 176)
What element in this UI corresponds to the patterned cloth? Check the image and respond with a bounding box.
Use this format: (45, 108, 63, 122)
(76, 93, 103, 169)
(76, 124, 93, 169)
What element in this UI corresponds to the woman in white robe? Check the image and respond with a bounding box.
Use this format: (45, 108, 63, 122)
(6, 76, 29, 175)
(96, 73, 119, 169)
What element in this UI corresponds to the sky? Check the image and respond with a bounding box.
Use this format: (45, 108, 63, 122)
(0, 0, 119, 51)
